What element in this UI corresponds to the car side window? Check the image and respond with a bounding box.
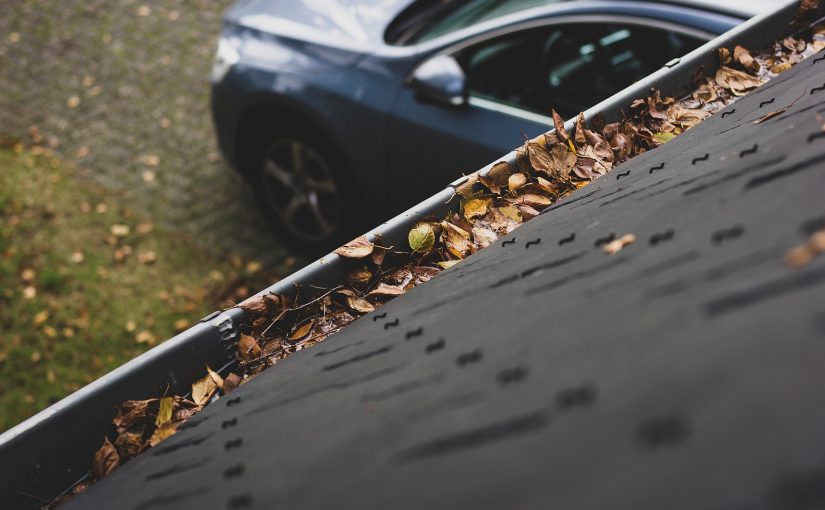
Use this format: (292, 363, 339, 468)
(454, 23, 704, 119)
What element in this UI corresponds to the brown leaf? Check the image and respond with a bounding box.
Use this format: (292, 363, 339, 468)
(794, 0, 821, 25)
(507, 172, 528, 193)
(545, 143, 577, 180)
(346, 296, 375, 313)
(552, 109, 569, 142)
(455, 173, 480, 198)
(114, 431, 144, 459)
(733, 45, 761, 74)
(237, 334, 261, 362)
(371, 245, 387, 266)
(440, 221, 475, 259)
(574, 112, 588, 146)
(715, 66, 762, 96)
(290, 320, 315, 341)
(191, 373, 218, 406)
(346, 267, 373, 290)
(716, 47, 731, 65)
(223, 373, 242, 394)
(367, 282, 406, 297)
(92, 437, 120, 479)
(511, 193, 552, 209)
(479, 161, 512, 194)
(334, 236, 374, 259)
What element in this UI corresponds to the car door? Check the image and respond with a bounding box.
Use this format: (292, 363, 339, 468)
(386, 18, 710, 214)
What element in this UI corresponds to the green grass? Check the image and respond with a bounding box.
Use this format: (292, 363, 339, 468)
(0, 146, 271, 432)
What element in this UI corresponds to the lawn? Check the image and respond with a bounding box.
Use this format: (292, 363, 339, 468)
(0, 145, 273, 432)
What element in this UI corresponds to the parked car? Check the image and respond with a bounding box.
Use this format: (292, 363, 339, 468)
(210, 0, 768, 253)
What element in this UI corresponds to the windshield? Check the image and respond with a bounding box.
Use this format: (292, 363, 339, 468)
(387, 0, 568, 45)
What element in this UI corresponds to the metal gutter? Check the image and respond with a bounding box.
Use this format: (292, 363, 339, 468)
(0, 0, 816, 507)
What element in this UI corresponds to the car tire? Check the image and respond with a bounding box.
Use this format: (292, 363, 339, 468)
(241, 119, 369, 257)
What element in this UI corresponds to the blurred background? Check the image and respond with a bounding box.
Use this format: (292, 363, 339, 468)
(0, 0, 765, 432)
(0, 0, 297, 431)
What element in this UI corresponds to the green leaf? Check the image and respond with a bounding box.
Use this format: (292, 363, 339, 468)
(408, 222, 435, 254)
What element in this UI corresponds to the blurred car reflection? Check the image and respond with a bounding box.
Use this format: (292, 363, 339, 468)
(210, 0, 768, 253)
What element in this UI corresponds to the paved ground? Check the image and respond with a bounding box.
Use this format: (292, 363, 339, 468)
(0, 0, 291, 268)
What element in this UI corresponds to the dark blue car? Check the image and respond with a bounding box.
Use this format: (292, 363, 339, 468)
(210, 0, 767, 252)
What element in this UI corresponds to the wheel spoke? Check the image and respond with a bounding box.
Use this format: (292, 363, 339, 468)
(307, 191, 334, 236)
(281, 194, 306, 226)
(290, 141, 305, 176)
(264, 160, 295, 191)
(305, 177, 337, 195)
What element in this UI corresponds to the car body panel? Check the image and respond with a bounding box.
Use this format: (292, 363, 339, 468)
(211, 0, 748, 230)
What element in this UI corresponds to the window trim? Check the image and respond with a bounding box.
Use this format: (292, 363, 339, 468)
(407, 14, 715, 121)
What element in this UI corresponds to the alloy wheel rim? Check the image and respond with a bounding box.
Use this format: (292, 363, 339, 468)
(260, 139, 341, 242)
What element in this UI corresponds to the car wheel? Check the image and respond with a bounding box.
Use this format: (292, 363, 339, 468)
(244, 122, 367, 257)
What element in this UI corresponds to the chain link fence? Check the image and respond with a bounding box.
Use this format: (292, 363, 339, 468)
(0, 0, 289, 267)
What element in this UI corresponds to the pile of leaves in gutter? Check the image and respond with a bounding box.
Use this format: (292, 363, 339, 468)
(48, 15, 825, 510)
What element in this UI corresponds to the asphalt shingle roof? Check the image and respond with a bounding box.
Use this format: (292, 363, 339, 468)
(63, 51, 825, 510)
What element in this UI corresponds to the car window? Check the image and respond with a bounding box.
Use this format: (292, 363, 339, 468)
(454, 23, 705, 119)
(407, 0, 567, 44)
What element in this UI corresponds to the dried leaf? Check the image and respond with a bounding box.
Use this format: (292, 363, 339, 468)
(290, 320, 314, 341)
(155, 396, 173, 426)
(479, 161, 512, 194)
(441, 221, 474, 259)
(334, 236, 373, 259)
(508, 172, 528, 192)
(511, 194, 551, 209)
(207, 365, 224, 390)
(191, 373, 218, 406)
(346, 296, 375, 313)
(367, 283, 406, 297)
(435, 260, 458, 270)
(148, 422, 177, 447)
(463, 198, 489, 221)
(716, 47, 731, 65)
(408, 222, 435, 253)
(552, 109, 569, 142)
(237, 334, 261, 362)
(603, 234, 636, 254)
(733, 45, 760, 74)
(715, 66, 762, 96)
(92, 438, 120, 479)
(223, 373, 242, 394)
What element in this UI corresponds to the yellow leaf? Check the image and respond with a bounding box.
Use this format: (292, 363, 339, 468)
(462, 198, 489, 221)
(191, 373, 217, 406)
(148, 422, 177, 447)
(155, 396, 173, 426)
(206, 365, 224, 390)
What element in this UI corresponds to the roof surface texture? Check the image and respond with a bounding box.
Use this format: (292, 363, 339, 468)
(64, 51, 825, 510)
